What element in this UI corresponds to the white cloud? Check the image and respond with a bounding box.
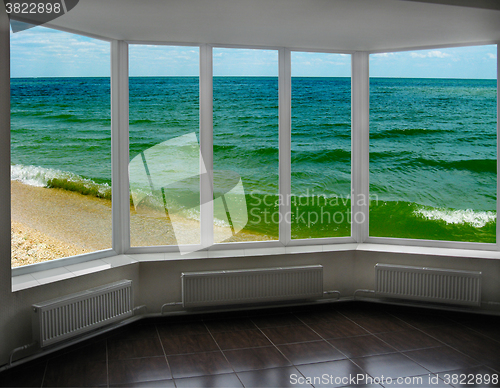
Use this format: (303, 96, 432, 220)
(410, 50, 451, 59)
(486, 53, 497, 59)
(10, 26, 110, 77)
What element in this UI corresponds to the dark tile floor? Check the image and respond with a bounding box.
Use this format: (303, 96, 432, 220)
(1, 301, 500, 387)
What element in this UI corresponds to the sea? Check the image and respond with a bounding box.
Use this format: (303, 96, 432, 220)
(10, 76, 497, 243)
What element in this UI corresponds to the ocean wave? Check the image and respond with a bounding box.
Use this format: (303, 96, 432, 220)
(48, 114, 108, 124)
(414, 207, 496, 228)
(292, 149, 350, 163)
(414, 158, 496, 174)
(130, 119, 155, 125)
(370, 128, 452, 139)
(11, 164, 111, 200)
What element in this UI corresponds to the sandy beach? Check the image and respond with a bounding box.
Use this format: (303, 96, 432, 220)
(11, 180, 273, 267)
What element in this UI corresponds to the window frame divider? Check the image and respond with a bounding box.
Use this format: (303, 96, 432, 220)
(496, 43, 500, 250)
(279, 48, 292, 246)
(200, 44, 214, 249)
(351, 51, 370, 243)
(111, 40, 131, 254)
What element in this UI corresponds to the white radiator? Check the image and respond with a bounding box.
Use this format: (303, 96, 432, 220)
(375, 264, 481, 306)
(182, 265, 323, 308)
(32, 280, 133, 347)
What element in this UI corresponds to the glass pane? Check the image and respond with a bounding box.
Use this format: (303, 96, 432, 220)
(370, 45, 497, 243)
(10, 27, 111, 267)
(291, 52, 351, 239)
(129, 45, 200, 247)
(213, 48, 279, 242)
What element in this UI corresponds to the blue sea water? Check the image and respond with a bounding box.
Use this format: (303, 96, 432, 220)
(10, 76, 497, 242)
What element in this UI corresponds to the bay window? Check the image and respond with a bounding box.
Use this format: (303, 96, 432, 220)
(10, 33, 499, 271)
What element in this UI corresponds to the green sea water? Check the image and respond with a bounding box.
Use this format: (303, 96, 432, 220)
(10, 76, 497, 243)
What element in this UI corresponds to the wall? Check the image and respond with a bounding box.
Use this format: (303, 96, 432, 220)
(136, 251, 357, 313)
(354, 250, 500, 307)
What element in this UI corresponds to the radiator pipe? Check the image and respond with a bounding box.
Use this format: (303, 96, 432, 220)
(9, 342, 38, 366)
(323, 290, 341, 300)
(133, 305, 148, 314)
(353, 289, 375, 299)
(161, 302, 183, 315)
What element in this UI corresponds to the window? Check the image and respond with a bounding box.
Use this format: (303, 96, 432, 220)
(291, 52, 351, 239)
(129, 45, 200, 247)
(10, 26, 111, 267)
(10, 38, 499, 271)
(369, 45, 497, 243)
(213, 48, 280, 242)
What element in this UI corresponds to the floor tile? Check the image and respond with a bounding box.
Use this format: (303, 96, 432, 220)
(224, 346, 291, 372)
(422, 325, 500, 369)
(261, 325, 321, 344)
(201, 310, 249, 321)
(50, 340, 107, 363)
(107, 337, 164, 360)
(457, 317, 500, 343)
(278, 341, 346, 365)
(375, 329, 443, 351)
(212, 328, 272, 349)
(352, 353, 430, 379)
(419, 324, 485, 348)
(5, 301, 500, 388)
(175, 373, 244, 387)
(160, 333, 219, 355)
(107, 323, 159, 341)
(110, 379, 175, 387)
(237, 366, 312, 387)
(108, 357, 172, 385)
(404, 346, 481, 373)
(294, 310, 345, 325)
(146, 314, 202, 325)
(43, 359, 107, 387)
(296, 359, 365, 388)
(156, 322, 209, 337)
(251, 313, 303, 328)
(435, 365, 500, 387)
(204, 318, 256, 332)
(307, 318, 370, 339)
(384, 374, 453, 387)
(391, 312, 455, 329)
(0, 361, 47, 388)
(328, 334, 397, 358)
(167, 351, 232, 379)
(341, 311, 412, 333)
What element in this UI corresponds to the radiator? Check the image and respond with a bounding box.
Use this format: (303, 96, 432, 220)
(375, 264, 481, 306)
(182, 265, 323, 308)
(32, 280, 133, 347)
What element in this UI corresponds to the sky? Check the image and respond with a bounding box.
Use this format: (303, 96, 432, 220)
(9, 25, 498, 79)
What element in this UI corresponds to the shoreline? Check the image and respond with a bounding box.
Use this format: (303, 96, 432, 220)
(11, 180, 273, 267)
(11, 180, 113, 267)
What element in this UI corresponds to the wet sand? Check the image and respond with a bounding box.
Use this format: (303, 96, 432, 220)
(11, 180, 273, 267)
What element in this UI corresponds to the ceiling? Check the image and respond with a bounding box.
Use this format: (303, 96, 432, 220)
(47, 0, 500, 52)
(402, 0, 500, 11)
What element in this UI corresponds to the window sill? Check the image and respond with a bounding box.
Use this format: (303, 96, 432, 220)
(11, 242, 500, 292)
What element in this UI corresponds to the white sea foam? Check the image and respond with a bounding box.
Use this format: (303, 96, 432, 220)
(11, 164, 111, 197)
(414, 207, 496, 228)
(11, 164, 65, 187)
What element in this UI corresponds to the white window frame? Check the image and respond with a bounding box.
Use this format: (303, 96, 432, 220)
(365, 43, 500, 252)
(10, 31, 500, 277)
